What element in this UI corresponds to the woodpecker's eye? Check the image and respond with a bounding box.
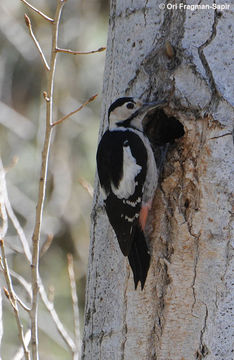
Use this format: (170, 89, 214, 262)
(126, 103, 134, 109)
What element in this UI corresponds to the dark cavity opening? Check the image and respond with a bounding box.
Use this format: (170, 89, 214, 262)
(143, 109, 184, 146)
(143, 109, 184, 169)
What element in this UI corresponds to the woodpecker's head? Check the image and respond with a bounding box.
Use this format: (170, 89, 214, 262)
(108, 97, 166, 130)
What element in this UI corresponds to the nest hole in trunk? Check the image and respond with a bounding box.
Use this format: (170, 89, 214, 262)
(143, 108, 185, 169)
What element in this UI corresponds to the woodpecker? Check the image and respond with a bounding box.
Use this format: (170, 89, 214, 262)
(96, 97, 165, 289)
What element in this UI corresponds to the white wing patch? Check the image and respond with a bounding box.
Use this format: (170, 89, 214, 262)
(126, 197, 141, 206)
(111, 145, 141, 199)
(124, 213, 139, 222)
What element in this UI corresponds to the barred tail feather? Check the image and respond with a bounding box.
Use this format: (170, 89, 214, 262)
(128, 225, 150, 290)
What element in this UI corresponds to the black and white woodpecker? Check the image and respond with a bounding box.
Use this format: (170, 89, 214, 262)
(96, 97, 165, 290)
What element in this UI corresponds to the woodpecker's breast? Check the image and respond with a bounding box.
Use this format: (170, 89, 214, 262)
(111, 143, 142, 198)
(96, 129, 148, 199)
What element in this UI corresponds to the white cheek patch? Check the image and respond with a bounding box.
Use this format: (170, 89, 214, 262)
(111, 145, 142, 199)
(109, 108, 132, 128)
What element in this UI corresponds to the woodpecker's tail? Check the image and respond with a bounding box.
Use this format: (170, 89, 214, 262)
(128, 225, 150, 290)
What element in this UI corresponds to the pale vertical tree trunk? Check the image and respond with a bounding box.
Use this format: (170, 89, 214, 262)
(82, 1, 233, 359)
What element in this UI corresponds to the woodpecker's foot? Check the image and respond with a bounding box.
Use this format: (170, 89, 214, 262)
(139, 201, 152, 230)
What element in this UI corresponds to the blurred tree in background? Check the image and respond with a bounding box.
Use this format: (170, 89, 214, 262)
(0, 1, 108, 358)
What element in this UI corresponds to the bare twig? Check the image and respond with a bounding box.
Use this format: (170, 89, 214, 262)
(56, 46, 106, 55)
(9, 268, 76, 351)
(0, 160, 30, 356)
(4, 199, 31, 263)
(13, 330, 31, 360)
(0, 158, 31, 283)
(9, 270, 32, 298)
(1, 268, 30, 315)
(0, 163, 75, 353)
(0, 240, 30, 360)
(15, 295, 31, 313)
(39, 233, 54, 258)
(52, 94, 97, 127)
(30, 2, 66, 358)
(1, 155, 30, 260)
(19, 0, 99, 357)
(20, 0, 54, 22)
(1, 0, 98, 356)
(67, 254, 81, 359)
(38, 278, 76, 352)
(24, 14, 50, 71)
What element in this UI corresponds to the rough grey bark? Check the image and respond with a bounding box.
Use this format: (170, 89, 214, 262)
(82, 1, 233, 359)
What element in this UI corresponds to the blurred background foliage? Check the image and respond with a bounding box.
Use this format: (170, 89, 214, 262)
(0, 0, 108, 358)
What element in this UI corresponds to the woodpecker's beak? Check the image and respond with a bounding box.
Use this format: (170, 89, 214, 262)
(140, 99, 167, 114)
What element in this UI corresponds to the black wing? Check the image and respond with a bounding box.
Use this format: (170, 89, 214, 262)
(96, 130, 147, 255)
(96, 130, 124, 195)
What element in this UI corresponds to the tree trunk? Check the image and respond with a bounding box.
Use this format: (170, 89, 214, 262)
(82, 1, 233, 359)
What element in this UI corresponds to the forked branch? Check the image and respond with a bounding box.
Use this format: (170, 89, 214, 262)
(16, 0, 102, 358)
(56, 46, 106, 55)
(52, 94, 97, 127)
(30, 1, 66, 358)
(20, 0, 54, 22)
(0, 240, 30, 360)
(24, 14, 50, 71)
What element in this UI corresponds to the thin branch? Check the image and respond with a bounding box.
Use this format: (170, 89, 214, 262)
(9, 269, 76, 351)
(38, 277, 76, 352)
(19, 1, 98, 357)
(13, 330, 31, 360)
(1, 155, 31, 260)
(39, 233, 54, 258)
(56, 46, 106, 55)
(0, 160, 30, 356)
(20, 0, 54, 22)
(1, 1, 80, 353)
(52, 94, 97, 127)
(0, 159, 75, 352)
(0, 240, 30, 360)
(67, 254, 81, 358)
(9, 270, 32, 298)
(15, 295, 31, 313)
(3, 185, 31, 263)
(24, 14, 50, 71)
(30, 2, 66, 358)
